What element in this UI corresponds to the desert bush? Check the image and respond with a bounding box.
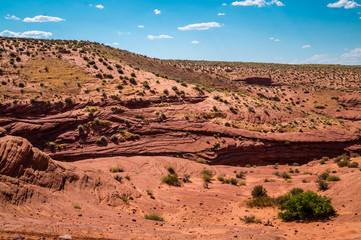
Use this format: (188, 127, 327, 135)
(162, 174, 181, 186)
(201, 169, 213, 183)
(143, 81, 150, 89)
(197, 158, 206, 164)
(247, 197, 275, 208)
(281, 172, 291, 179)
(337, 160, 349, 167)
(326, 175, 340, 181)
(236, 171, 247, 179)
(349, 162, 359, 168)
(110, 164, 124, 173)
(114, 175, 123, 183)
(129, 77, 137, 84)
(240, 215, 261, 224)
(284, 141, 291, 146)
(252, 185, 268, 198)
(65, 97, 72, 104)
(290, 188, 304, 196)
(278, 191, 335, 221)
(77, 125, 84, 131)
(144, 213, 164, 221)
(217, 176, 225, 182)
(166, 166, 176, 175)
(316, 178, 329, 191)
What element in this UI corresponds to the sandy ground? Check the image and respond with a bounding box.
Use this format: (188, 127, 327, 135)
(1, 155, 360, 240)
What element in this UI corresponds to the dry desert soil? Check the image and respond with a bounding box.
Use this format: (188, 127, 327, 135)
(0, 37, 361, 239)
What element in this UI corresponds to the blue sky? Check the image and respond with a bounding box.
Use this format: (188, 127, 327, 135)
(1, 0, 361, 65)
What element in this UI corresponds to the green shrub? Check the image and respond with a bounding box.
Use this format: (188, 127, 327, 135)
(278, 191, 335, 221)
(290, 188, 304, 196)
(65, 97, 72, 104)
(281, 172, 291, 179)
(252, 185, 268, 198)
(201, 169, 213, 183)
(337, 160, 349, 167)
(114, 175, 123, 183)
(240, 215, 261, 224)
(142, 81, 150, 89)
(197, 158, 206, 164)
(77, 125, 84, 131)
(166, 166, 176, 175)
(349, 162, 359, 168)
(110, 165, 124, 173)
(18, 82, 25, 88)
(247, 196, 275, 208)
(326, 175, 340, 181)
(144, 213, 164, 221)
(236, 171, 247, 179)
(316, 179, 329, 191)
(162, 174, 181, 186)
(217, 176, 225, 182)
(284, 141, 291, 146)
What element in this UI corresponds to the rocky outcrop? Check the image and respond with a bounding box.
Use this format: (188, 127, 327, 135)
(339, 93, 361, 108)
(0, 136, 137, 205)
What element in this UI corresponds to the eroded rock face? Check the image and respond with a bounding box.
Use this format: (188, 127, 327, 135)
(339, 93, 361, 108)
(0, 136, 77, 204)
(0, 136, 138, 206)
(0, 136, 73, 188)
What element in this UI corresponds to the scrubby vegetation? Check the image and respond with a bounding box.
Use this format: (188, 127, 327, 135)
(278, 191, 335, 222)
(144, 213, 164, 222)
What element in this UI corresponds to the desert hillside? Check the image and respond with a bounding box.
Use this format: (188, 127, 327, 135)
(0, 37, 361, 239)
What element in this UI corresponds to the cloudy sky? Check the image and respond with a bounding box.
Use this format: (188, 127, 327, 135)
(1, 0, 361, 65)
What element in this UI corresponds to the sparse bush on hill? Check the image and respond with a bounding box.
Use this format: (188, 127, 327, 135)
(162, 174, 181, 186)
(162, 165, 181, 186)
(278, 191, 335, 222)
(240, 215, 261, 224)
(251, 185, 268, 198)
(144, 213, 164, 222)
(201, 168, 213, 183)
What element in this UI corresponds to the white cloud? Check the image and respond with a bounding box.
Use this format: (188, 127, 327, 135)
(218, 13, 226, 15)
(154, 9, 161, 15)
(342, 48, 361, 58)
(232, 0, 284, 7)
(0, 30, 52, 39)
(270, 37, 280, 42)
(222, 3, 227, 6)
(147, 34, 173, 40)
(113, 42, 119, 46)
(191, 40, 199, 44)
(95, 4, 104, 9)
(23, 15, 65, 22)
(327, 0, 360, 9)
(178, 22, 222, 31)
(304, 54, 328, 63)
(5, 14, 20, 20)
(302, 44, 311, 48)
(117, 31, 131, 35)
(138, 25, 144, 28)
